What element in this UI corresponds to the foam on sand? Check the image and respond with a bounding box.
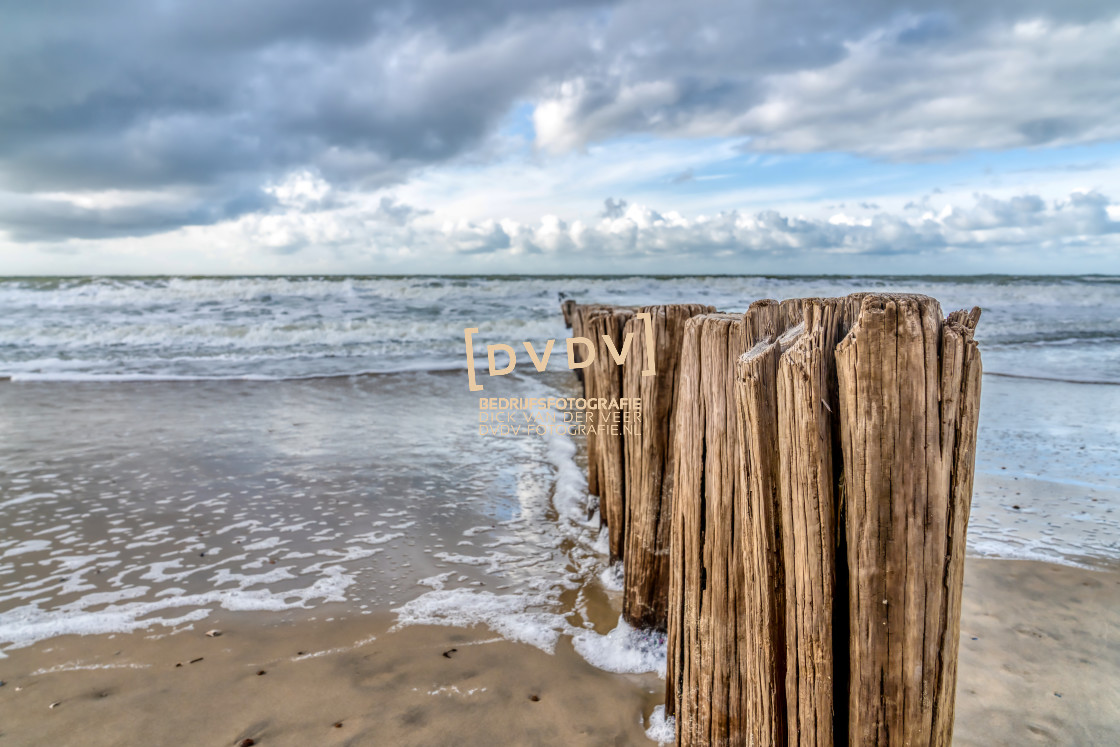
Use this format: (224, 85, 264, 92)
(599, 561, 625, 592)
(392, 587, 571, 654)
(572, 616, 666, 676)
(645, 705, 676, 744)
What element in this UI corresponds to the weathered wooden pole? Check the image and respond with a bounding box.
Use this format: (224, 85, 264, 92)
(732, 296, 857, 746)
(773, 296, 863, 746)
(665, 293, 979, 747)
(734, 299, 801, 747)
(621, 303, 714, 630)
(586, 306, 635, 562)
(563, 295, 982, 747)
(562, 303, 610, 495)
(836, 295, 981, 746)
(666, 312, 750, 745)
(564, 301, 609, 398)
(560, 298, 578, 328)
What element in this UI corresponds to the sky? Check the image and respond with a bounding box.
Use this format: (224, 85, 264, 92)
(0, 0, 1118, 275)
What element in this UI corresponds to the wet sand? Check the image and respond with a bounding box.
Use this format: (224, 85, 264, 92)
(1, 557, 1116, 746)
(0, 610, 663, 746)
(1, 372, 1118, 744)
(954, 559, 1120, 745)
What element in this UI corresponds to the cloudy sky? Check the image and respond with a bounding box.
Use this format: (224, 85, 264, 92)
(1, 0, 1118, 275)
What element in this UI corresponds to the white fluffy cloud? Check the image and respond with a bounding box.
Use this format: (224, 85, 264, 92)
(4, 185, 1115, 274)
(161, 186, 1120, 272)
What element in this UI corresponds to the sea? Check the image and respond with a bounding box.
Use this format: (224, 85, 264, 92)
(1, 275, 1117, 668)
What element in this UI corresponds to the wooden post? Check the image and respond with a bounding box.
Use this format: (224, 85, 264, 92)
(666, 312, 749, 745)
(586, 307, 635, 562)
(560, 298, 578, 328)
(836, 295, 981, 746)
(666, 293, 978, 747)
(563, 303, 609, 495)
(933, 307, 983, 745)
(732, 296, 859, 746)
(621, 303, 714, 630)
(564, 302, 609, 399)
(773, 296, 863, 746)
(734, 299, 801, 747)
(562, 295, 982, 747)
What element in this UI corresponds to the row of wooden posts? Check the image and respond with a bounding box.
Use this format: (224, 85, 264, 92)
(560, 294, 982, 747)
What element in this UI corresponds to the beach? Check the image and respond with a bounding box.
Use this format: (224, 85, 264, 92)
(0, 558, 1116, 745)
(1, 276, 1118, 744)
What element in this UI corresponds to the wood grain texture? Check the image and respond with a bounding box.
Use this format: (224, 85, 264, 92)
(666, 313, 748, 746)
(565, 294, 982, 747)
(835, 294, 981, 747)
(734, 299, 801, 747)
(586, 307, 635, 561)
(565, 304, 609, 495)
(933, 306, 982, 745)
(622, 304, 715, 630)
(774, 297, 863, 747)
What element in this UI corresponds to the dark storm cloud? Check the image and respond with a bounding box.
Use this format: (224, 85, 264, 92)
(1, 0, 1118, 243)
(0, 0, 611, 194)
(0, 187, 274, 242)
(532, 1, 1120, 155)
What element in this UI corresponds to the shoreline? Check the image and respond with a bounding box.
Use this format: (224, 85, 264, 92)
(0, 556, 1116, 745)
(1, 276, 1117, 744)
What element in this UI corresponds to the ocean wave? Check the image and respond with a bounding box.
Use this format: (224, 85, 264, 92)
(984, 371, 1120, 386)
(2, 361, 476, 382)
(2, 275, 1118, 382)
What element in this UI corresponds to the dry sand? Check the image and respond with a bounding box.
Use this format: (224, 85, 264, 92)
(0, 557, 1116, 746)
